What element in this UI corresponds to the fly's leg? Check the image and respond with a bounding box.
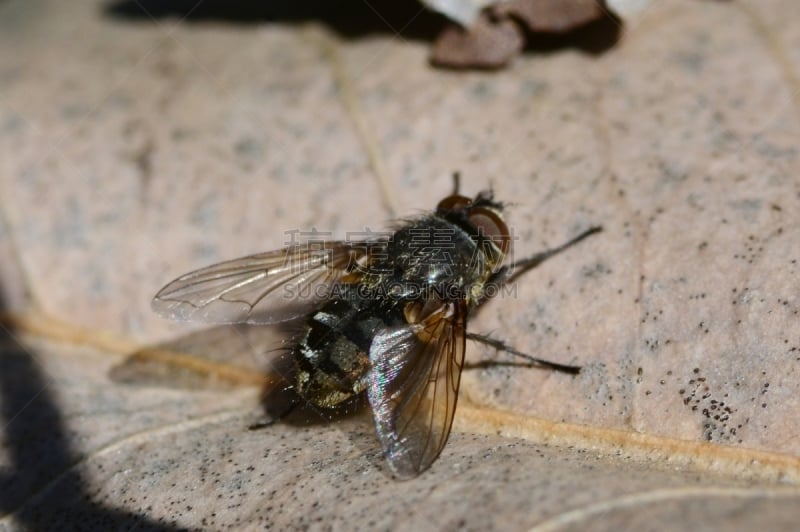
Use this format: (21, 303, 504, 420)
(469, 227, 602, 373)
(466, 331, 580, 374)
(488, 226, 603, 287)
(248, 382, 299, 430)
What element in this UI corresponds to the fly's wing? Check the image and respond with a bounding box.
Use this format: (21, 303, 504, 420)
(367, 302, 466, 478)
(152, 241, 383, 324)
(109, 324, 286, 390)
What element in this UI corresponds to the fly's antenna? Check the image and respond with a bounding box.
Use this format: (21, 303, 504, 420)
(451, 171, 461, 195)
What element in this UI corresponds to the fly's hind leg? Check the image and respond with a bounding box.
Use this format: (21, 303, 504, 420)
(248, 381, 300, 430)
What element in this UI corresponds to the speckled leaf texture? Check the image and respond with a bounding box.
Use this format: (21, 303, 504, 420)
(2, 0, 800, 530)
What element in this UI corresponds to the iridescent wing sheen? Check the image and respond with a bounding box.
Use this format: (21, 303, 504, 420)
(152, 241, 383, 325)
(367, 302, 466, 478)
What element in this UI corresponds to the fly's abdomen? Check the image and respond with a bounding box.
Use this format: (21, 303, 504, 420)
(294, 297, 390, 408)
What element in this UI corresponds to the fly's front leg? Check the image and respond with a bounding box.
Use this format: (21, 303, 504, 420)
(488, 226, 603, 289)
(470, 227, 602, 372)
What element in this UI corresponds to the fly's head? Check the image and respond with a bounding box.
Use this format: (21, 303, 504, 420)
(436, 190, 511, 289)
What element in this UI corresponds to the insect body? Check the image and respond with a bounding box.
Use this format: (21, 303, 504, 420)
(294, 206, 500, 406)
(153, 183, 601, 477)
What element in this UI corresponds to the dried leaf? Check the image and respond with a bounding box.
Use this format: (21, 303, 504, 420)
(431, 12, 525, 69)
(422, 0, 648, 28)
(1, 0, 800, 528)
(431, 0, 615, 69)
(492, 0, 606, 32)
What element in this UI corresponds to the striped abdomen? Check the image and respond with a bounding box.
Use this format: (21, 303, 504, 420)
(294, 297, 395, 408)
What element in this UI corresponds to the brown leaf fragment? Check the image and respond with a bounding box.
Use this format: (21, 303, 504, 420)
(492, 0, 607, 32)
(431, 13, 525, 69)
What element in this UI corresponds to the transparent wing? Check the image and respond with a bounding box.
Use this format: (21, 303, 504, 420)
(109, 324, 286, 390)
(367, 302, 466, 478)
(152, 241, 382, 324)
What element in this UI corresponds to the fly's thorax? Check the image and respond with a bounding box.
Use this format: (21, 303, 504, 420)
(386, 216, 504, 303)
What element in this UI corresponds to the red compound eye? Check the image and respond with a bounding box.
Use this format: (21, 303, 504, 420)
(437, 194, 472, 212)
(467, 207, 510, 256)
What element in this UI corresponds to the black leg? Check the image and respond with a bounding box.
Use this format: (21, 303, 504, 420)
(248, 383, 299, 430)
(490, 226, 603, 286)
(248, 416, 280, 431)
(466, 331, 581, 374)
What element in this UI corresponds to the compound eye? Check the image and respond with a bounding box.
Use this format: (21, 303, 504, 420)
(468, 207, 511, 256)
(437, 194, 472, 212)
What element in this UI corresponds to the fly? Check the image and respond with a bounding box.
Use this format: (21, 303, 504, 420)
(152, 176, 602, 478)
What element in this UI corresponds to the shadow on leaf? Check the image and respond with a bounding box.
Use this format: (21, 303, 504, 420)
(0, 293, 187, 529)
(103, 0, 620, 56)
(104, 0, 447, 41)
